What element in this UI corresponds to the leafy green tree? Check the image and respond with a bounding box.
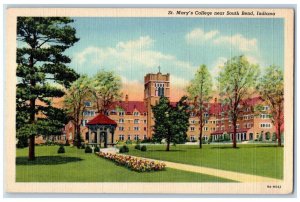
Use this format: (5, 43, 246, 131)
(92, 70, 122, 114)
(217, 55, 260, 148)
(17, 17, 79, 160)
(64, 75, 93, 148)
(257, 65, 284, 146)
(187, 65, 213, 148)
(152, 96, 190, 151)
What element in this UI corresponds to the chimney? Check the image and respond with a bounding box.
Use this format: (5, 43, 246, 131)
(125, 94, 129, 103)
(214, 98, 217, 103)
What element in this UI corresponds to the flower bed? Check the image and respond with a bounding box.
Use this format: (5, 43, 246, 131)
(96, 152, 166, 172)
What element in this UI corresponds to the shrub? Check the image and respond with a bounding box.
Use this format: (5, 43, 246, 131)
(57, 145, 65, 154)
(45, 139, 54, 146)
(125, 140, 132, 145)
(65, 139, 70, 146)
(80, 144, 86, 149)
(85, 146, 92, 153)
(135, 144, 141, 150)
(119, 145, 129, 153)
(16, 136, 29, 148)
(141, 138, 152, 143)
(141, 145, 147, 151)
(94, 146, 100, 153)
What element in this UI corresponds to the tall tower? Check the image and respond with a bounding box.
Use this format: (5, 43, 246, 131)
(144, 71, 170, 138)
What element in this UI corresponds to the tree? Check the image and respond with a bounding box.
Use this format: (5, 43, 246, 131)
(257, 65, 284, 146)
(187, 65, 213, 148)
(217, 55, 260, 148)
(92, 70, 122, 115)
(152, 96, 190, 151)
(64, 75, 93, 148)
(17, 17, 79, 160)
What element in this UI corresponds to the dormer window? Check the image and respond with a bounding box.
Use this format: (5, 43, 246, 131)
(84, 101, 91, 107)
(133, 112, 139, 116)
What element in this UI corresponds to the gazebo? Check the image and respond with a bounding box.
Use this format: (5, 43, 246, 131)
(86, 114, 117, 148)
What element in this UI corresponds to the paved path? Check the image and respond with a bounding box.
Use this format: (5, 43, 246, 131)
(132, 156, 281, 182)
(102, 149, 280, 182)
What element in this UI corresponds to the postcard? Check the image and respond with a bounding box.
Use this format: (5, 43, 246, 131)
(5, 7, 294, 194)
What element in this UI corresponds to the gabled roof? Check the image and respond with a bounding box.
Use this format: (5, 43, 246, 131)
(109, 101, 147, 114)
(87, 114, 117, 125)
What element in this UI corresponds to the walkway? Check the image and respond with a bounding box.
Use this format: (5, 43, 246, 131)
(133, 156, 280, 182)
(102, 149, 281, 182)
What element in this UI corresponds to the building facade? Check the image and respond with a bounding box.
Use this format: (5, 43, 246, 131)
(44, 71, 281, 145)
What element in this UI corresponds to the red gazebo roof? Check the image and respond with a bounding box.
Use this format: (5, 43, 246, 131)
(86, 114, 117, 126)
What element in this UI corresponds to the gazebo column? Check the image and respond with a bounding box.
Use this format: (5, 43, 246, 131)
(88, 129, 92, 143)
(111, 129, 114, 145)
(97, 128, 100, 145)
(105, 128, 109, 148)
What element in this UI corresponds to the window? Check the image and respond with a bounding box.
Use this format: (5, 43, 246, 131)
(236, 124, 240, 129)
(84, 101, 91, 107)
(221, 126, 225, 131)
(262, 106, 270, 111)
(190, 135, 195, 141)
(119, 135, 124, 141)
(190, 120, 196, 124)
(143, 135, 147, 140)
(204, 120, 208, 124)
(190, 127, 195, 131)
(134, 127, 139, 131)
(190, 112, 194, 117)
(144, 120, 147, 124)
(110, 110, 117, 115)
(260, 114, 270, 119)
(134, 135, 139, 141)
(119, 111, 125, 116)
(82, 119, 88, 126)
(83, 110, 95, 117)
(119, 119, 124, 123)
(127, 135, 131, 140)
(260, 123, 271, 128)
(119, 126, 124, 131)
(134, 119, 139, 124)
(244, 115, 249, 120)
(144, 127, 147, 131)
(155, 83, 165, 97)
(133, 112, 139, 116)
(204, 126, 208, 131)
(204, 113, 209, 117)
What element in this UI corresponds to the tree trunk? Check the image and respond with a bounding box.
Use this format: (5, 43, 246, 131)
(166, 141, 170, 151)
(28, 135, 35, 160)
(28, 97, 36, 160)
(233, 122, 237, 148)
(199, 130, 203, 149)
(277, 123, 282, 147)
(76, 125, 81, 148)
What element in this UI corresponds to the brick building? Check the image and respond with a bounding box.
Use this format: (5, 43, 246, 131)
(48, 71, 282, 145)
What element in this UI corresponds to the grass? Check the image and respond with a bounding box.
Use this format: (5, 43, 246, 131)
(126, 143, 283, 179)
(16, 146, 234, 182)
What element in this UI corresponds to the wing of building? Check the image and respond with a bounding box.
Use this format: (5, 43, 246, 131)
(37, 71, 284, 145)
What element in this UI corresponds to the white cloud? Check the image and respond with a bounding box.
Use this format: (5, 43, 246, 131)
(73, 36, 196, 80)
(186, 28, 219, 43)
(186, 28, 258, 52)
(213, 34, 257, 52)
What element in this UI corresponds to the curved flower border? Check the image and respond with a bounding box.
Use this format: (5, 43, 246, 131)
(96, 152, 166, 172)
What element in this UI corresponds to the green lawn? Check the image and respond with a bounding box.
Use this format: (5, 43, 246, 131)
(16, 146, 233, 182)
(126, 144, 283, 179)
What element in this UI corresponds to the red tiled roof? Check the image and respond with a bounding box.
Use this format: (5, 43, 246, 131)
(109, 101, 147, 114)
(87, 114, 117, 125)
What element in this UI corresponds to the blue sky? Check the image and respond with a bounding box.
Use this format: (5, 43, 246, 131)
(64, 17, 284, 100)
